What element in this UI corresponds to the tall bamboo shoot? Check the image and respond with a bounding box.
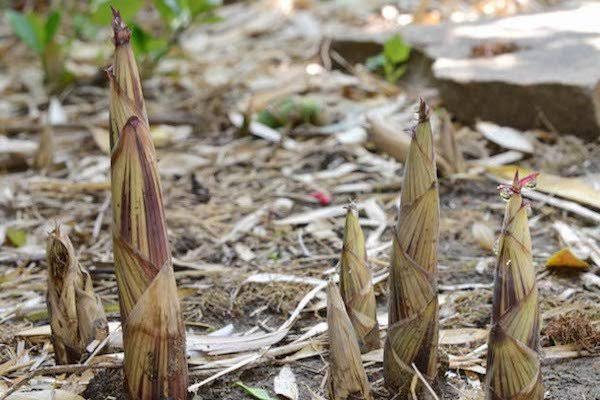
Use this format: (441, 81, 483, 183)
(108, 8, 188, 399)
(384, 100, 440, 396)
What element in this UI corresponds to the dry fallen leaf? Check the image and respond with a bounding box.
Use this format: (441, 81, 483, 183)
(150, 124, 192, 147)
(274, 365, 299, 400)
(546, 248, 590, 271)
(89, 127, 110, 155)
(157, 152, 210, 177)
(476, 122, 534, 153)
(471, 222, 495, 252)
(439, 328, 488, 345)
(5, 390, 85, 400)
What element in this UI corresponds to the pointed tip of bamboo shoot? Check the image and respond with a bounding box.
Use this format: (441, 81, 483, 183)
(418, 98, 429, 123)
(512, 169, 520, 186)
(111, 7, 131, 46)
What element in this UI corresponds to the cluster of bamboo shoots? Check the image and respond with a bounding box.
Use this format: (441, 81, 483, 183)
(41, 7, 543, 400)
(327, 101, 542, 400)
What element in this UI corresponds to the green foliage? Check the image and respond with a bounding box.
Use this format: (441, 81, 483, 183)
(154, 0, 222, 29)
(6, 0, 223, 86)
(384, 35, 411, 64)
(130, 23, 170, 62)
(6, 10, 61, 55)
(6, 9, 71, 92)
(6, 227, 27, 247)
(366, 34, 411, 83)
(88, 0, 144, 25)
(235, 382, 275, 400)
(126, 0, 221, 73)
(256, 97, 323, 129)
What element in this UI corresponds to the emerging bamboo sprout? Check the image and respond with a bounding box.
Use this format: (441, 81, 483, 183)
(384, 100, 440, 396)
(436, 108, 465, 175)
(34, 126, 54, 170)
(327, 281, 373, 400)
(108, 8, 188, 399)
(486, 172, 543, 400)
(47, 226, 108, 364)
(339, 204, 380, 352)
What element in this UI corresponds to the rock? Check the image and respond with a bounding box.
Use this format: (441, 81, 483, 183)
(330, 1, 600, 139)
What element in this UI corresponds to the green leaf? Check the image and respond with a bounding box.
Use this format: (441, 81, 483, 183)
(196, 13, 223, 24)
(90, 0, 143, 25)
(154, 0, 190, 28)
(6, 10, 43, 54)
(130, 23, 151, 54)
(44, 11, 60, 45)
(6, 227, 27, 247)
(130, 23, 170, 60)
(383, 35, 410, 64)
(187, 0, 222, 17)
(235, 382, 275, 400)
(256, 110, 280, 128)
(365, 53, 385, 71)
(388, 64, 408, 83)
(73, 14, 99, 40)
(155, 0, 185, 19)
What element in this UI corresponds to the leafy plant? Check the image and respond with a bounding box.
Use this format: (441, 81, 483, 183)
(256, 97, 325, 129)
(366, 34, 411, 83)
(134, 0, 222, 74)
(154, 0, 222, 29)
(6, 9, 72, 92)
(73, 0, 222, 75)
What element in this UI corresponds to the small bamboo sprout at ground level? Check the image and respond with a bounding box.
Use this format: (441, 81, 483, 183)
(340, 204, 380, 352)
(486, 172, 544, 400)
(384, 100, 440, 397)
(436, 108, 466, 175)
(327, 281, 373, 400)
(47, 226, 108, 365)
(108, 8, 188, 399)
(34, 126, 54, 170)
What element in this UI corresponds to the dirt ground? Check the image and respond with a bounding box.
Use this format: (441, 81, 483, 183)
(1, 1, 599, 399)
